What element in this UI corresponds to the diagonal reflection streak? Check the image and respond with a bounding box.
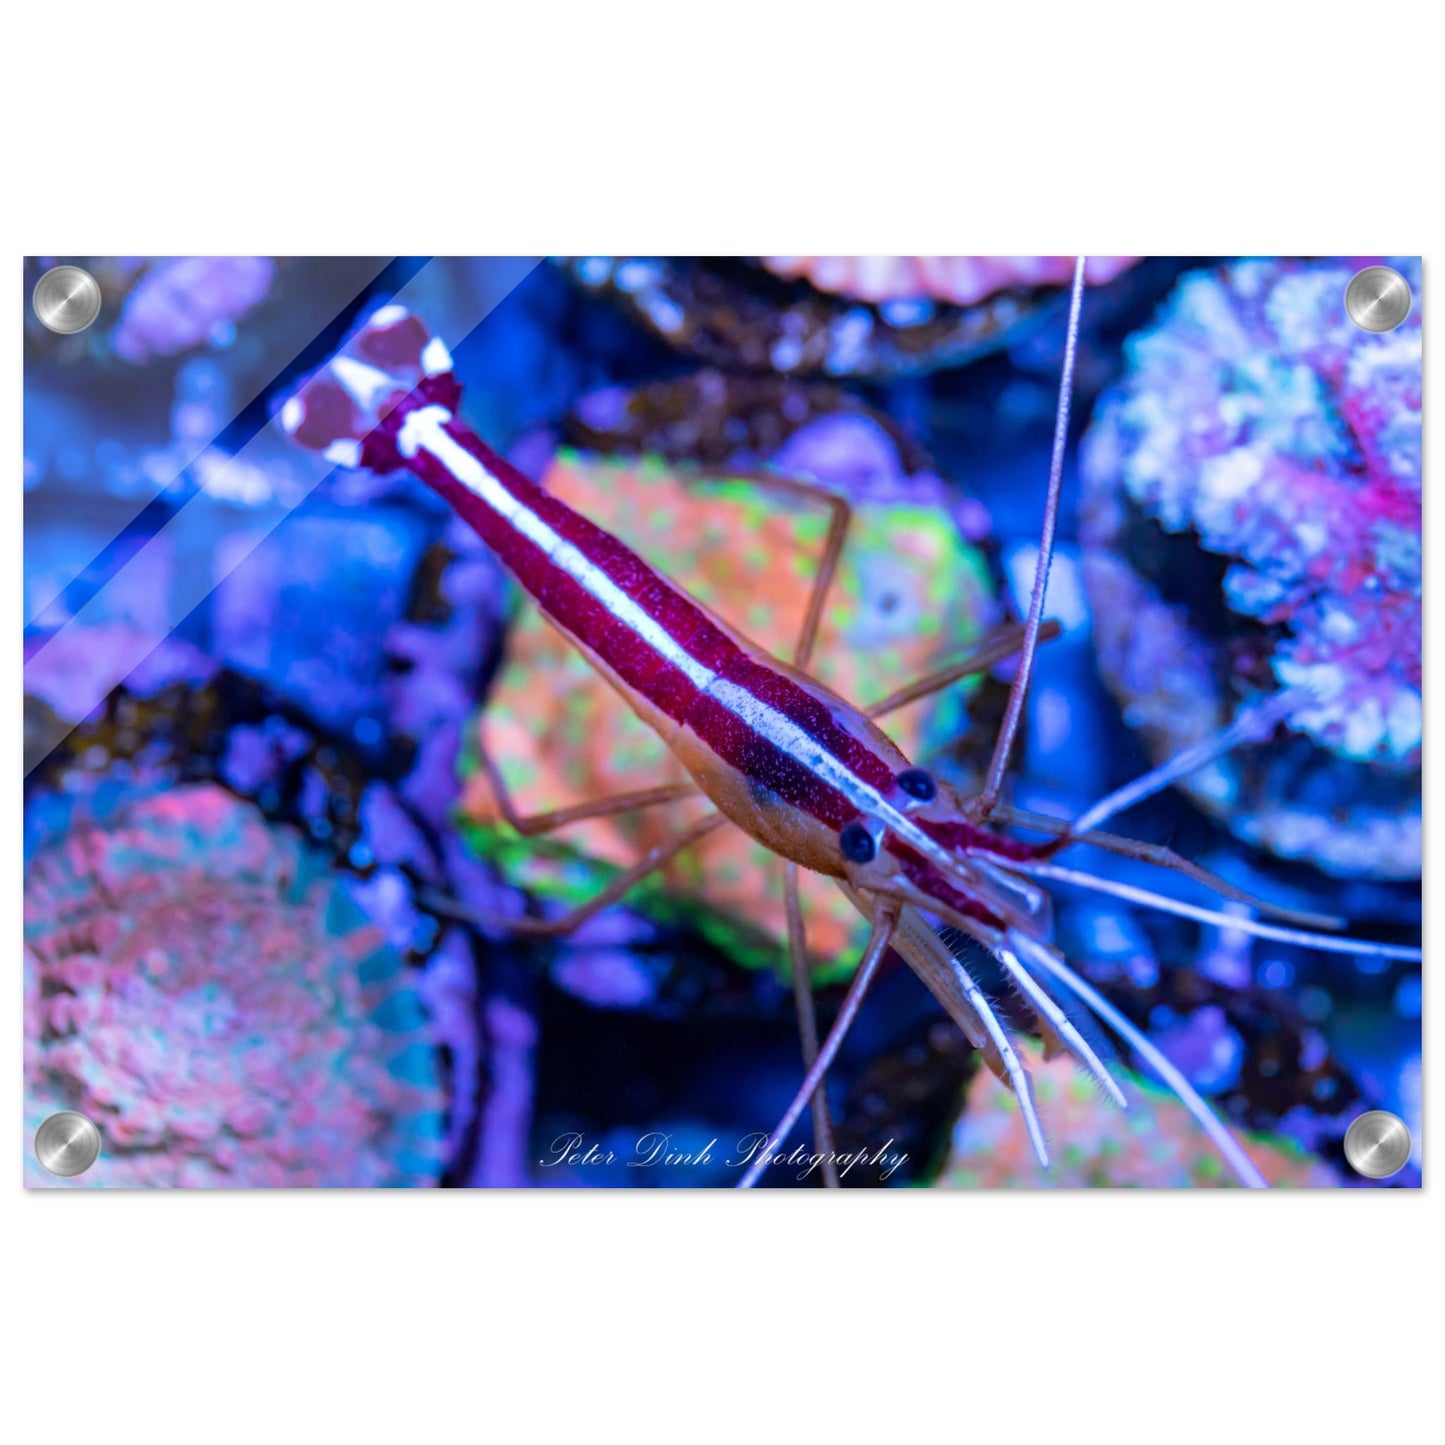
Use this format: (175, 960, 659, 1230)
(23, 256, 542, 779)
(25, 256, 396, 631)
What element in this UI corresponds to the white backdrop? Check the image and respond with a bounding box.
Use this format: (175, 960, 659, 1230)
(5, 6, 1438, 1439)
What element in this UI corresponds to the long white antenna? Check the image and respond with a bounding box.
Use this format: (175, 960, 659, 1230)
(1021, 863, 1422, 962)
(1068, 691, 1301, 838)
(977, 255, 1087, 816)
(1021, 939, 1270, 1189)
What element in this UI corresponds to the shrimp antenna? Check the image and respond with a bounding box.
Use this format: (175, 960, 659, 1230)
(1016, 935, 1269, 1188)
(1020, 863, 1422, 963)
(991, 803, 1346, 932)
(1067, 690, 1302, 839)
(995, 939, 1128, 1109)
(977, 254, 1087, 817)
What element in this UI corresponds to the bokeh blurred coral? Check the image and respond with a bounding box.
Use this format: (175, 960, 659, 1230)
(25, 785, 444, 1187)
(937, 1045, 1340, 1189)
(760, 255, 1137, 307)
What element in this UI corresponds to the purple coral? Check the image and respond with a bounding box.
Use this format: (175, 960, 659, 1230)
(24, 785, 445, 1187)
(1080, 258, 1421, 878)
(24, 624, 218, 726)
(112, 257, 276, 363)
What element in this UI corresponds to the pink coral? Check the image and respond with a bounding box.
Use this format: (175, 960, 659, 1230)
(760, 256, 1138, 306)
(937, 1046, 1339, 1189)
(1080, 257, 1421, 877)
(24, 785, 444, 1187)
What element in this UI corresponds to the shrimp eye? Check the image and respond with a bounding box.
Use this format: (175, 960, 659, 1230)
(839, 820, 877, 864)
(897, 767, 937, 802)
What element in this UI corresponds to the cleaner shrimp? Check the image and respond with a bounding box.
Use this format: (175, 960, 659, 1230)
(280, 259, 1419, 1189)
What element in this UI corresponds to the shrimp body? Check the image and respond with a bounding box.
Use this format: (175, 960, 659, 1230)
(283, 307, 1030, 907)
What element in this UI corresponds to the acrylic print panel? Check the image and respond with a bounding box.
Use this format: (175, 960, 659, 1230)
(22, 256, 1422, 1190)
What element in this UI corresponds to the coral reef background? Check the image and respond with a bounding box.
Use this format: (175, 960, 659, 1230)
(22, 256, 1421, 1188)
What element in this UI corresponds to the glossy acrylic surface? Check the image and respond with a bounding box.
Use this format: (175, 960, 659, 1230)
(23, 256, 1422, 1188)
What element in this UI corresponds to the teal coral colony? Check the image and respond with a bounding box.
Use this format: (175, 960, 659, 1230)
(24, 785, 445, 1187)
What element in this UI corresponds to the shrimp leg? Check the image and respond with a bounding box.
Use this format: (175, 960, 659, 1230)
(739, 897, 902, 1189)
(474, 730, 698, 836)
(865, 620, 1062, 721)
(783, 861, 840, 1187)
(425, 812, 729, 938)
(680, 465, 853, 672)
